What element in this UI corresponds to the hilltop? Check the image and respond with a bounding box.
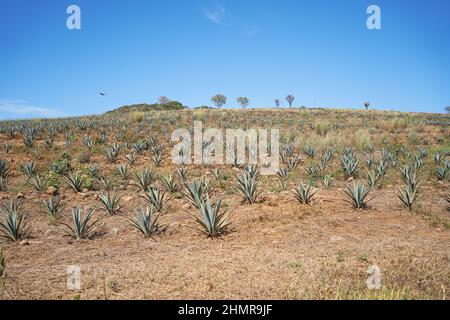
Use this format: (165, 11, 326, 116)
(104, 101, 187, 115)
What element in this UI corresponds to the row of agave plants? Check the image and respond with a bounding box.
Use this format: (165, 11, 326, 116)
(1, 162, 449, 243)
(0, 132, 448, 193)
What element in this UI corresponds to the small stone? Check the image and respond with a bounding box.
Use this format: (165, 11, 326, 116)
(82, 189, 89, 193)
(46, 186, 58, 196)
(123, 196, 133, 203)
(110, 228, 119, 236)
(16, 192, 25, 199)
(347, 177, 354, 182)
(330, 235, 344, 242)
(19, 240, 29, 246)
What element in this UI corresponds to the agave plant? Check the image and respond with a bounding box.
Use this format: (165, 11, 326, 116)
(115, 164, 129, 181)
(343, 183, 372, 209)
(322, 175, 333, 189)
(27, 174, 48, 192)
(182, 178, 215, 208)
(128, 206, 161, 238)
(61, 207, 99, 240)
(0, 159, 9, 178)
(375, 160, 388, 178)
(322, 148, 334, 166)
(132, 168, 156, 191)
(399, 165, 415, 183)
(176, 167, 188, 181)
(292, 181, 318, 204)
(125, 153, 138, 166)
(286, 156, 301, 171)
(98, 192, 122, 215)
(161, 174, 179, 194)
(103, 146, 119, 164)
(19, 161, 36, 179)
(98, 175, 114, 191)
(0, 200, 29, 242)
(303, 144, 316, 158)
(65, 172, 84, 193)
(43, 196, 64, 221)
(88, 165, 100, 178)
(3, 142, 12, 154)
(397, 183, 420, 210)
(189, 196, 230, 237)
(367, 171, 379, 188)
(244, 164, 260, 180)
(340, 154, 359, 178)
(436, 165, 448, 181)
(142, 187, 167, 212)
(82, 135, 95, 151)
(236, 171, 261, 204)
(277, 168, 288, 191)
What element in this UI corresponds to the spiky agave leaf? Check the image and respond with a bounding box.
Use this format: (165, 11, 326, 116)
(61, 207, 99, 239)
(277, 168, 288, 190)
(236, 171, 261, 204)
(132, 168, 156, 192)
(65, 172, 84, 193)
(98, 192, 122, 215)
(292, 181, 318, 204)
(0, 159, 10, 178)
(19, 161, 36, 179)
(0, 200, 29, 242)
(397, 182, 420, 210)
(142, 187, 167, 212)
(27, 173, 48, 192)
(161, 174, 179, 194)
(189, 197, 230, 237)
(128, 206, 161, 238)
(343, 183, 373, 209)
(43, 196, 64, 221)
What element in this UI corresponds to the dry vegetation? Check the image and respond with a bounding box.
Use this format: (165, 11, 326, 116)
(0, 108, 449, 300)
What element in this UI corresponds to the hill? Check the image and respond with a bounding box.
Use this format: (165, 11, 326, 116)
(105, 101, 187, 115)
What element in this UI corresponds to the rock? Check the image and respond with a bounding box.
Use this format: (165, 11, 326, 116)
(330, 235, 344, 242)
(16, 192, 25, 199)
(46, 186, 58, 196)
(123, 196, 134, 203)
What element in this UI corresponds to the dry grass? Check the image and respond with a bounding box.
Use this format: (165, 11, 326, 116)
(0, 108, 449, 300)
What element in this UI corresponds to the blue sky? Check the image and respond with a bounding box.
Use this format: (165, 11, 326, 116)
(0, 0, 449, 119)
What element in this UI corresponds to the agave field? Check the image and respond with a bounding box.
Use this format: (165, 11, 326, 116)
(0, 108, 449, 299)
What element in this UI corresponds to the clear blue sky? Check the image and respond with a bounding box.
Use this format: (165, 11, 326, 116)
(0, 0, 449, 119)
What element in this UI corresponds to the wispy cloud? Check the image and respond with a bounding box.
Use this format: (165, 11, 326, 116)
(243, 28, 259, 36)
(0, 99, 65, 119)
(204, 3, 225, 25)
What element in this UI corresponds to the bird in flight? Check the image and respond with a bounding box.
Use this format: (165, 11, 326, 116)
(99, 92, 107, 96)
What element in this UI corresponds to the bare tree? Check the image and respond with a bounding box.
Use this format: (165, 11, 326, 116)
(211, 94, 227, 109)
(446, 106, 450, 114)
(237, 97, 249, 109)
(364, 101, 370, 110)
(286, 95, 295, 109)
(274, 99, 280, 108)
(158, 96, 170, 105)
